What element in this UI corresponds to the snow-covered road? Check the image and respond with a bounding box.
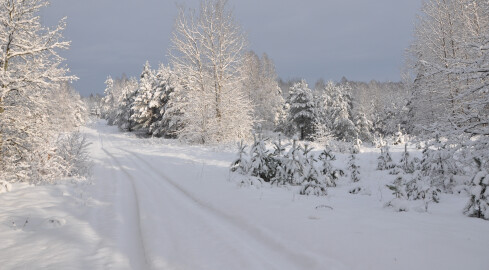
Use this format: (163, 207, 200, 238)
(1, 121, 489, 270)
(93, 122, 342, 269)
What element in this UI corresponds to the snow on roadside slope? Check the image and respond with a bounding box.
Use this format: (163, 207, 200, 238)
(1, 120, 488, 270)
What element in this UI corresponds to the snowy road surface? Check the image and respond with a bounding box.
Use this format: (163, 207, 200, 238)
(1, 121, 489, 269)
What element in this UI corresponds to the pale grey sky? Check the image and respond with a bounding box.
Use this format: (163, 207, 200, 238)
(41, 0, 422, 96)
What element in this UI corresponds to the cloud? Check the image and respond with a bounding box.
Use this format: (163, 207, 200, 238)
(42, 0, 421, 96)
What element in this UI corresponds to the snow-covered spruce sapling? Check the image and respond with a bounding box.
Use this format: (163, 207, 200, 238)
(317, 148, 343, 187)
(300, 144, 327, 196)
(348, 154, 360, 182)
(272, 139, 302, 186)
(377, 145, 395, 170)
(230, 140, 251, 176)
(464, 158, 489, 220)
(398, 143, 415, 174)
(387, 176, 407, 200)
(249, 134, 275, 182)
(385, 176, 409, 212)
(405, 171, 441, 211)
(393, 124, 405, 145)
(420, 142, 459, 192)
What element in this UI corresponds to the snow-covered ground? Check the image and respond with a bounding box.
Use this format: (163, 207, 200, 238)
(1, 120, 488, 270)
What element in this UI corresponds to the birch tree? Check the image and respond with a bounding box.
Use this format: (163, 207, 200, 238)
(240, 51, 284, 130)
(169, 0, 253, 143)
(407, 0, 488, 136)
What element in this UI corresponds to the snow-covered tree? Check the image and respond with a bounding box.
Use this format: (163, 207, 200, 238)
(240, 51, 284, 130)
(300, 144, 327, 196)
(405, 171, 441, 210)
(464, 158, 489, 220)
(230, 140, 250, 176)
(131, 61, 156, 132)
(398, 144, 416, 174)
(273, 140, 303, 186)
(285, 80, 316, 140)
(100, 76, 115, 123)
(420, 142, 460, 191)
(393, 124, 405, 145)
(317, 149, 343, 187)
(249, 134, 275, 182)
(169, 0, 253, 144)
(406, 0, 489, 137)
(377, 145, 395, 170)
(149, 64, 181, 138)
(348, 154, 360, 182)
(315, 81, 357, 142)
(114, 77, 138, 132)
(353, 111, 373, 143)
(0, 0, 81, 183)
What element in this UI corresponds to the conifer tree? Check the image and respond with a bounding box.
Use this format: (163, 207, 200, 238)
(286, 80, 316, 140)
(348, 154, 360, 182)
(131, 61, 156, 132)
(378, 145, 395, 170)
(300, 144, 327, 196)
(464, 158, 489, 220)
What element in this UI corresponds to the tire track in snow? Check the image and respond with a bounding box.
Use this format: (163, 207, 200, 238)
(99, 135, 151, 270)
(119, 147, 346, 270)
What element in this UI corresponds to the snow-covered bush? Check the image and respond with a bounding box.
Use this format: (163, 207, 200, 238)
(464, 158, 489, 220)
(0, 180, 12, 194)
(55, 132, 92, 179)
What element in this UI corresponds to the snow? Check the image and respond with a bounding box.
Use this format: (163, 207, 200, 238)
(1, 120, 488, 269)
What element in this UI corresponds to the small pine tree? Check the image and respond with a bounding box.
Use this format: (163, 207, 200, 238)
(300, 144, 327, 196)
(464, 158, 489, 220)
(249, 134, 275, 182)
(377, 145, 395, 170)
(273, 139, 303, 185)
(386, 176, 407, 199)
(348, 154, 360, 182)
(385, 176, 409, 212)
(398, 144, 415, 174)
(420, 142, 459, 192)
(230, 140, 250, 175)
(405, 171, 441, 211)
(317, 148, 343, 187)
